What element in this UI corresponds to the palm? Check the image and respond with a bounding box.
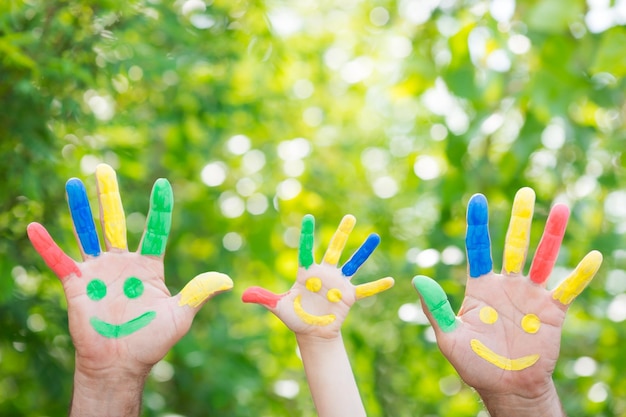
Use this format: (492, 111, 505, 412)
(413, 188, 602, 397)
(243, 214, 394, 339)
(28, 164, 233, 374)
(437, 271, 566, 396)
(61, 252, 189, 369)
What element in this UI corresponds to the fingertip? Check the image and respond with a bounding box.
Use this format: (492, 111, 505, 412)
(551, 203, 570, 217)
(178, 272, 233, 309)
(412, 275, 458, 332)
(585, 250, 603, 268)
(241, 286, 282, 308)
(301, 214, 315, 232)
(467, 194, 488, 225)
(412, 275, 440, 296)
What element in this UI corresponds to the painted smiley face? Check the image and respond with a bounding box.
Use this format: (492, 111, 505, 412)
(86, 277, 156, 338)
(292, 277, 343, 326)
(470, 305, 541, 371)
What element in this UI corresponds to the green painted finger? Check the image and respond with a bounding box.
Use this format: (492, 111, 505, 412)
(412, 275, 458, 332)
(298, 214, 315, 269)
(140, 179, 173, 256)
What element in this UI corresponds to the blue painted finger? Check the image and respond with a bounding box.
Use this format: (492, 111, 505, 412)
(466, 194, 492, 278)
(66, 178, 101, 256)
(341, 233, 380, 277)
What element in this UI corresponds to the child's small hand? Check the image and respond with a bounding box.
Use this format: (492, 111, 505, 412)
(242, 214, 394, 339)
(413, 187, 602, 416)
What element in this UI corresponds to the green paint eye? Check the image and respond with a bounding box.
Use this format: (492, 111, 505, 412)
(87, 279, 107, 301)
(124, 277, 144, 299)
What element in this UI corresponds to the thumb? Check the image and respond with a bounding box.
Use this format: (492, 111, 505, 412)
(242, 286, 283, 309)
(177, 272, 233, 312)
(412, 275, 458, 333)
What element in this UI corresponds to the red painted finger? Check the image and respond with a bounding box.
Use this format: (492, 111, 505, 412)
(529, 204, 570, 285)
(242, 286, 283, 308)
(27, 223, 81, 280)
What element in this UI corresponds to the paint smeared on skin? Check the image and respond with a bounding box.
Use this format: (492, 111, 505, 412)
(90, 311, 156, 338)
(86, 279, 107, 301)
(178, 272, 233, 308)
(341, 233, 380, 277)
(470, 339, 540, 370)
(140, 178, 173, 256)
(322, 215, 356, 265)
(521, 314, 541, 334)
(123, 277, 144, 299)
(529, 204, 570, 284)
(298, 215, 315, 269)
(242, 287, 283, 308)
(355, 277, 395, 300)
(503, 187, 535, 274)
(305, 277, 322, 292)
(293, 295, 336, 326)
(27, 223, 81, 279)
(66, 178, 101, 257)
(552, 250, 603, 305)
(466, 194, 492, 278)
(326, 288, 342, 303)
(96, 164, 127, 250)
(412, 275, 458, 332)
(479, 306, 498, 324)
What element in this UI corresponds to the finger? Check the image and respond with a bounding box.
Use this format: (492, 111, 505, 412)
(322, 214, 356, 266)
(412, 275, 458, 332)
(177, 272, 233, 309)
(27, 223, 81, 279)
(341, 233, 380, 277)
(140, 178, 173, 256)
(466, 194, 492, 278)
(242, 286, 284, 308)
(552, 250, 603, 305)
(503, 187, 535, 275)
(355, 277, 394, 300)
(95, 163, 127, 250)
(529, 204, 570, 286)
(66, 178, 101, 258)
(298, 214, 315, 269)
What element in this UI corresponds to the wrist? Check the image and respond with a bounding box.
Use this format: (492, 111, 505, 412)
(478, 382, 565, 417)
(71, 357, 150, 417)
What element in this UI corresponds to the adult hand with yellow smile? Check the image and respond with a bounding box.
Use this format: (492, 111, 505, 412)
(242, 214, 394, 416)
(27, 164, 233, 417)
(413, 187, 602, 417)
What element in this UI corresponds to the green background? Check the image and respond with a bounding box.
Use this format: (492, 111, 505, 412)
(1, 0, 625, 415)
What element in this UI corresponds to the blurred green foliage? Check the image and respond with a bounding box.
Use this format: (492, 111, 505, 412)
(1, 0, 625, 416)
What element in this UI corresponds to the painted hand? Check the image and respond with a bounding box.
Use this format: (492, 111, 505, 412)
(413, 187, 602, 398)
(242, 214, 394, 339)
(27, 164, 233, 375)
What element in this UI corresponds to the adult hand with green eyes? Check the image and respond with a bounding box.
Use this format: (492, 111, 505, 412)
(413, 187, 603, 417)
(27, 164, 233, 417)
(242, 214, 394, 417)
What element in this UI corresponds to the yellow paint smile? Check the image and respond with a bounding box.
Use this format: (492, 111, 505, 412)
(470, 339, 540, 371)
(293, 295, 336, 326)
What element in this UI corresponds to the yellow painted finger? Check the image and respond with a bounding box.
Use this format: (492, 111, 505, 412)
(96, 164, 127, 249)
(178, 272, 233, 308)
(355, 277, 394, 300)
(552, 250, 603, 305)
(503, 187, 535, 274)
(322, 214, 356, 265)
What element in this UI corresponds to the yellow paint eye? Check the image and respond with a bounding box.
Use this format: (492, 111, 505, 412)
(521, 314, 541, 334)
(305, 277, 322, 292)
(479, 306, 498, 324)
(327, 288, 343, 303)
